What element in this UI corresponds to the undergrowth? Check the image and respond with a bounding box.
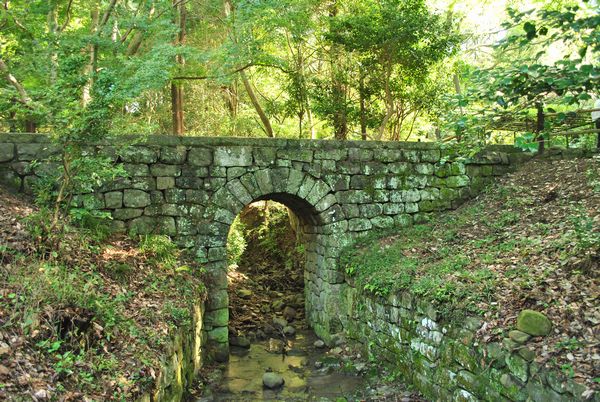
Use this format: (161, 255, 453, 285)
(1, 212, 206, 399)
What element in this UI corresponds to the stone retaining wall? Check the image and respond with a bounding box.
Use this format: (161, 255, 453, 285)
(341, 284, 591, 401)
(137, 303, 205, 401)
(0, 133, 528, 360)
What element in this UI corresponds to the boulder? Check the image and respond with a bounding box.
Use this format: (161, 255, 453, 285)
(230, 336, 251, 349)
(508, 330, 531, 344)
(516, 310, 552, 336)
(283, 326, 296, 337)
(272, 317, 287, 329)
(262, 372, 284, 389)
(237, 289, 253, 299)
(283, 306, 297, 321)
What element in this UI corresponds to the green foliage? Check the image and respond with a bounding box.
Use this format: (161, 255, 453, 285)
(138, 235, 179, 270)
(227, 216, 247, 266)
(569, 207, 599, 253)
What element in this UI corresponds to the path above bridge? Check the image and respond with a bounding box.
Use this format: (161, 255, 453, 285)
(0, 133, 528, 360)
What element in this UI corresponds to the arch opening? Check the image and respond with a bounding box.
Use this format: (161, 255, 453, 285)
(225, 193, 320, 346)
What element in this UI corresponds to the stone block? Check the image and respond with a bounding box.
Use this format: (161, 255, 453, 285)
(0, 144, 14, 162)
(113, 208, 144, 220)
(123, 189, 151, 208)
(371, 215, 394, 229)
(131, 177, 155, 191)
(277, 148, 313, 162)
(446, 175, 470, 188)
(11, 162, 32, 175)
(506, 354, 529, 383)
(123, 163, 150, 177)
(214, 146, 252, 166)
(348, 218, 372, 231)
(104, 191, 123, 209)
(227, 167, 246, 180)
(17, 143, 59, 161)
(314, 148, 346, 161)
(129, 216, 157, 235)
(119, 146, 158, 163)
(253, 147, 277, 166)
(151, 164, 181, 177)
(159, 146, 187, 164)
(188, 147, 212, 166)
(175, 176, 204, 189)
(415, 163, 434, 175)
(207, 289, 229, 310)
(253, 169, 272, 194)
(348, 148, 374, 161)
(156, 177, 175, 190)
(374, 149, 402, 162)
(420, 149, 441, 163)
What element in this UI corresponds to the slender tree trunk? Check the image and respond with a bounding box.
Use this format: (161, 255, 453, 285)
(453, 73, 464, 142)
(307, 107, 316, 140)
(377, 63, 394, 140)
(240, 70, 274, 137)
(171, 0, 186, 135)
(329, 1, 347, 140)
(83, 5, 99, 106)
(224, 0, 273, 137)
(83, 0, 117, 106)
(47, 3, 59, 84)
(359, 68, 367, 140)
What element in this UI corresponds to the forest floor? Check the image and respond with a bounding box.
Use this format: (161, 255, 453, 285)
(343, 155, 600, 395)
(0, 189, 205, 401)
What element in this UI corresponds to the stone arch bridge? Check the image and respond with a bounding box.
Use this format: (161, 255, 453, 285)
(0, 134, 525, 360)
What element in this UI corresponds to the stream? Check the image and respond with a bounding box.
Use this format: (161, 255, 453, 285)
(192, 328, 412, 401)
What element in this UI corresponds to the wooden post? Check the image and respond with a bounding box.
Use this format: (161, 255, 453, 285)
(596, 118, 600, 150)
(536, 102, 545, 154)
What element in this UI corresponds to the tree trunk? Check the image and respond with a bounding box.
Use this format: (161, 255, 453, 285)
(0, 58, 36, 132)
(240, 70, 274, 137)
(359, 68, 367, 140)
(83, 0, 118, 106)
(328, 1, 347, 140)
(47, 3, 59, 84)
(377, 63, 394, 140)
(453, 73, 464, 142)
(171, 0, 187, 135)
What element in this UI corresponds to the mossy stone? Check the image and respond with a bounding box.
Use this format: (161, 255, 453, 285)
(516, 310, 552, 336)
(509, 330, 531, 344)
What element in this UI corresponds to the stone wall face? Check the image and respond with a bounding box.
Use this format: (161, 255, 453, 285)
(0, 134, 526, 360)
(341, 285, 589, 402)
(137, 303, 205, 402)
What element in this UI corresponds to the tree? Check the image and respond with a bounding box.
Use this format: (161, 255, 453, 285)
(326, 0, 460, 139)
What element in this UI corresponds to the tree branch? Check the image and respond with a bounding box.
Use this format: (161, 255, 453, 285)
(59, 0, 74, 32)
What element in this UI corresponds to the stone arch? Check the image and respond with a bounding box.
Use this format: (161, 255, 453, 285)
(200, 167, 347, 361)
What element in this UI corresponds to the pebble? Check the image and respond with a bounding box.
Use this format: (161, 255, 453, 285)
(33, 390, 49, 400)
(313, 340, 325, 348)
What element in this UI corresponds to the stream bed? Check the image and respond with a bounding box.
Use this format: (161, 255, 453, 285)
(192, 329, 415, 401)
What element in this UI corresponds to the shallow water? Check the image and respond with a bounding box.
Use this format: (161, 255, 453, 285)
(196, 330, 370, 401)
